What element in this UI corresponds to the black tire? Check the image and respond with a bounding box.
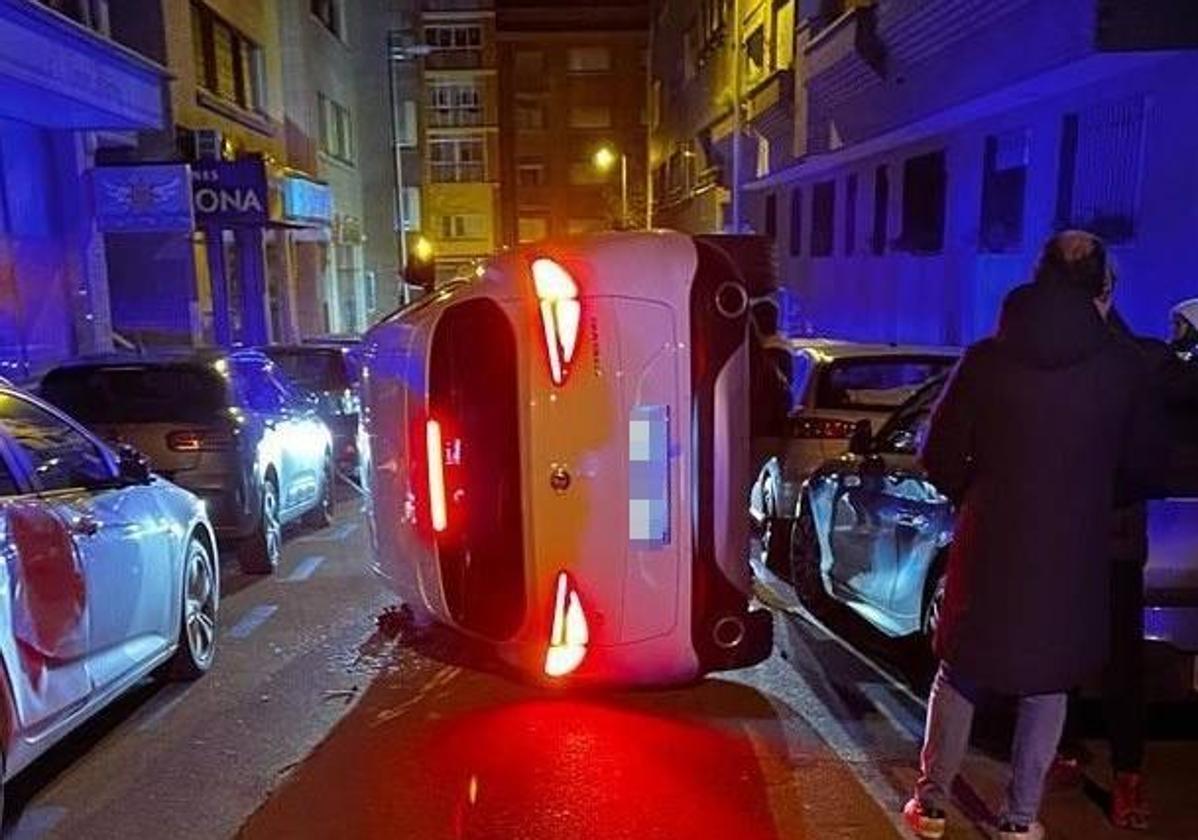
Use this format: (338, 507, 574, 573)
(166, 533, 218, 680)
(239, 478, 281, 575)
(920, 561, 948, 657)
(791, 498, 827, 608)
(303, 455, 335, 529)
(757, 481, 790, 579)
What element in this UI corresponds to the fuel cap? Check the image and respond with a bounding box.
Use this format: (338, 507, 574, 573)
(549, 465, 571, 494)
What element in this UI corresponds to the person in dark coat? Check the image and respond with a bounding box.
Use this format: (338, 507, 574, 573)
(902, 231, 1162, 840)
(1054, 296, 1198, 830)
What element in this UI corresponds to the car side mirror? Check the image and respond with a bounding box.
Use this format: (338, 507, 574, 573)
(847, 419, 873, 456)
(117, 444, 152, 485)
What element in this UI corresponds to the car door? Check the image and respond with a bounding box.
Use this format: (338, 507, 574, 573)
(0, 432, 94, 732)
(0, 392, 177, 691)
(265, 366, 325, 515)
(825, 384, 951, 631)
(233, 358, 303, 516)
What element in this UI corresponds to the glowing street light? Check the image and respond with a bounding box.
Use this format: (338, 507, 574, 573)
(592, 144, 628, 228)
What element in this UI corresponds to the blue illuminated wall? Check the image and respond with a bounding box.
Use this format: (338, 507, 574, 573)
(0, 116, 76, 377)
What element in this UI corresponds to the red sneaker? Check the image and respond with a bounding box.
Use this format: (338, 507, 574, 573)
(1110, 772, 1150, 831)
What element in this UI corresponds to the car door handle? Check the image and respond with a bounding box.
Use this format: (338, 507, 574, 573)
(70, 515, 100, 537)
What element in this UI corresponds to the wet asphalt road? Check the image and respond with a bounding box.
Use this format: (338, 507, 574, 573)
(4, 497, 1197, 839)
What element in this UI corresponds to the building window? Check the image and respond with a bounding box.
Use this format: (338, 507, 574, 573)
(192, 2, 265, 113)
(425, 24, 481, 50)
(1055, 97, 1144, 243)
(518, 216, 548, 243)
(743, 25, 766, 85)
(400, 187, 420, 232)
(844, 173, 858, 255)
(980, 129, 1029, 252)
(428, 82, 483, 128)
(700, 0, 728, 44)
(569, 159, 606, 186)
(318, 93, 355, 164)
(515, 98, 544, 129)
(429, 136, 486, 182)
(811, 180, 835, 257)
(517, 162, 545, 187)
(568, 218, 605, 235)
(395, 99, 417, 147)
(789, 187, 802, 256)
(310, 0, 341, 38)
(567, 46, 611, 73)
(568, 105, 612, 129)
(439, 214, 485, 240)
(764, 193, 777, 240)
(872, 164, 889, 255)
(898, 151, 946, 254)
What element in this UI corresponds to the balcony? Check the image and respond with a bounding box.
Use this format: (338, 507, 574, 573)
(746, 68, 794, 128)
(427, 108, 489, 129)
(425, 48, 487, 71)
(424, 0, 494, 11)
(1096, 0, 1198, 50)
(430, 161, 488, 183)
(803, 2, 884, 81)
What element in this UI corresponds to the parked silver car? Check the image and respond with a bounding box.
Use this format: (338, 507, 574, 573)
(0, 384, 218, 810)
(750, 338, 958, 575)
(786, 376, 1198, 700)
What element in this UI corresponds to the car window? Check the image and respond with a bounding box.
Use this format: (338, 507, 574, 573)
(816, 356, 956, 412)
(0, 393, 113, 492)
(875, 377, 948, 455)
(788, 351, 815, 413)
(232, 360, 289, 413)
(265, 350, 352, 392)
(40, 364, 228, 424)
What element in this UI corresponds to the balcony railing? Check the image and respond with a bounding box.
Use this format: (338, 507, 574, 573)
(39, 0, 109, 34)
(430, 162, 488, 183)
(427, 108, 487, 128)
(425, 48, 486, 71)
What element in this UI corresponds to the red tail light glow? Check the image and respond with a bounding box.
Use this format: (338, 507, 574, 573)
(166, 429, 233, 452)
(425, 419, 448, 533)
(544, 571, 589, 678)
(531, 258, 581, 386)
(792, 416, 858, 440)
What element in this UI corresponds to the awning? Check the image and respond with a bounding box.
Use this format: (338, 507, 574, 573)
(0, 0, 166, 130)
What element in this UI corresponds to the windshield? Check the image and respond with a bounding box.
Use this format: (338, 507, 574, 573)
(815, 355, 957, 412)
(264, 349, 355, 392)
(40, 365, 229, 424)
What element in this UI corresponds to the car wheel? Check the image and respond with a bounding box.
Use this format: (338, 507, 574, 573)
(761, 481, 790, 579)
(303, 455, 335, 530)
(921, 563, 947, 656)
(239, 478, 281, 575)
(791, 498, 827, 608)
(167, 532, 219, 680)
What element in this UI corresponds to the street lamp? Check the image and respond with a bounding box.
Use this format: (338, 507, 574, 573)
(593, 144, 628, 229)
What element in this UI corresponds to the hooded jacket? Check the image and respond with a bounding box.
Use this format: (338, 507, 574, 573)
(921, 282, 1160, 695)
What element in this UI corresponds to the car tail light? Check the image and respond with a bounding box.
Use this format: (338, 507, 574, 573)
(166, 429, 233, 452)
(425, 419, 448, 533)
(544, 571, 589, 678)
(531, 258, 581, 386)
(792, 416, 858, 440)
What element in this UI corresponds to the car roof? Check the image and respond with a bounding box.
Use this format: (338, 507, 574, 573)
(766, 336, 961, 360)
(44, 347, 270, 372)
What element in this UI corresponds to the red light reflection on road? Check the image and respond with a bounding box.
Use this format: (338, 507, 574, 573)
(412, 699, 781, 840)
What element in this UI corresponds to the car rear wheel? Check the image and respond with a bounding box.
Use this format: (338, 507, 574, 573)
(167, 533, 218, 680)
(759, 484, 792, 580)
(239, 479, 281, 575)
(303, 454, 335, 530)
(792, 498, 827, 608)
(921, 562, 947, 656)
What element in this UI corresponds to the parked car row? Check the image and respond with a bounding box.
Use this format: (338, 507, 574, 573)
(756, 358, 1198, 701)
(0, 337, 364, 807)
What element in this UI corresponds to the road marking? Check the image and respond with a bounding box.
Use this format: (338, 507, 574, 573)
(7, 806, 67, 840)
(860, 682, 923, 742)
(227, 604, 278, 639)
(372, 665, 462, 727)
(134, 684, 190, 734)
(286, 555, 325, 582)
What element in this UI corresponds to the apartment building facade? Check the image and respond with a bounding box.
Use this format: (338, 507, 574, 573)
(496, 0, 649, 247)
(743, 0, 1198, 345)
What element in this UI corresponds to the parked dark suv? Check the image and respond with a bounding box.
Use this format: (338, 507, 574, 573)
(39, 349, 334, 574)
(261, 344, 360, 472)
